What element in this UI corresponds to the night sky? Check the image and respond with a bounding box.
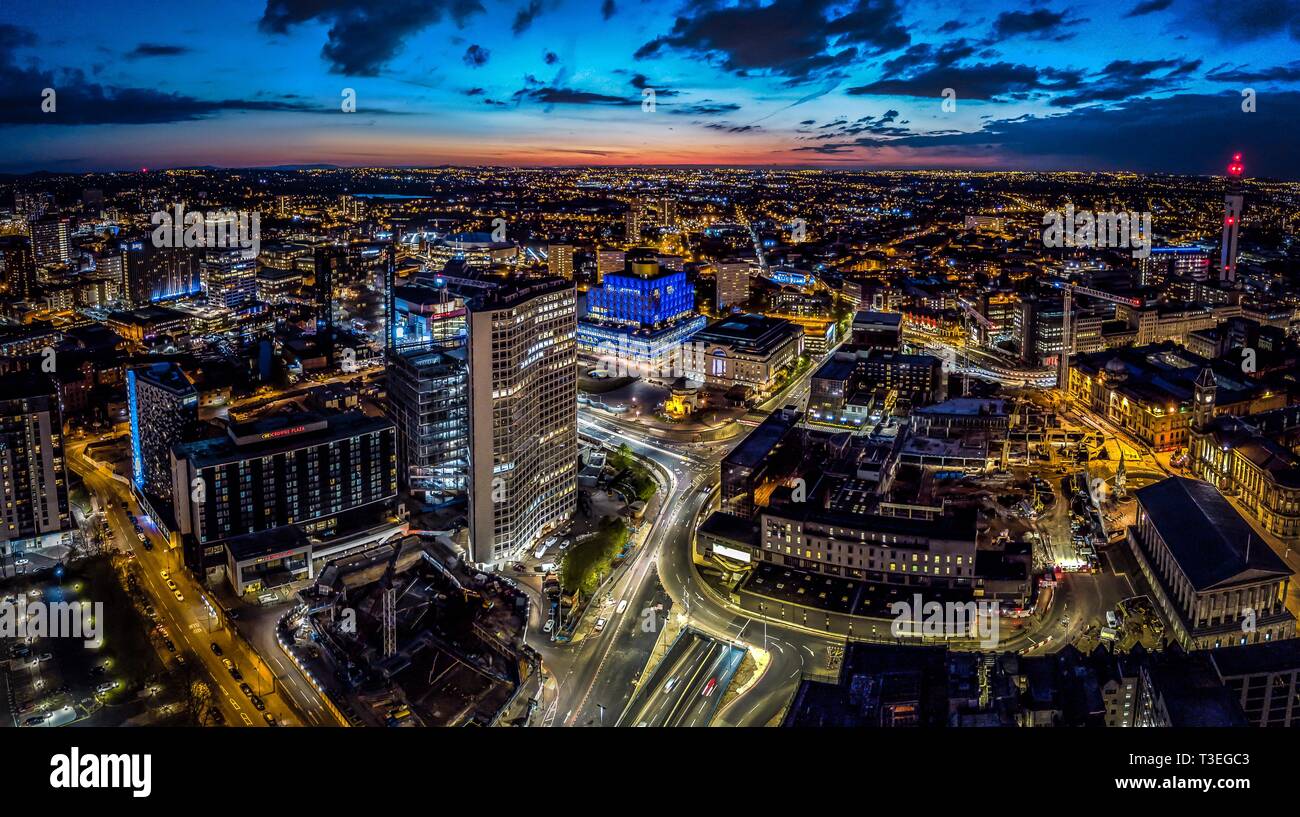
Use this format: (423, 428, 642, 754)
(1, 0, 1299, 176)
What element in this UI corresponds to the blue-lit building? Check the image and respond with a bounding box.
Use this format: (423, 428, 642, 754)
(579, 248, 704, 376)
(127, 362, 198, 502)
(587, 248, 694, 328)
(122, 239, 201, 307)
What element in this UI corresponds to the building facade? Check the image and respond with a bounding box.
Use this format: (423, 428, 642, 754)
(171, 412, 398, 572)
(387, 346, 468, 497)
(127, 362, 198, 502)
(466, 278, 577, 565)
(0, 372, 71, 555)
(1127, 477, 1295, 651)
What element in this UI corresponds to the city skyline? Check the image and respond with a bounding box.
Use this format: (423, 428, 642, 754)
(1, 0, 1300, 176)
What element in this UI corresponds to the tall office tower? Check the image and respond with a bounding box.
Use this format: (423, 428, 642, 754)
(200, 248, 256, 310)
(384, 242, 396, 354)
(127, 362, 198, 502)
(170, 412, 398, 572)
(1221, 152, 1245, 287)
(659, 196, 678, 228)
(548, 243, 575, 280)
(715, 258, 752, 308)
(92, 246, 125, 301)
(0, 235, 37, 301)
(625, 203, 642, 243)
(0, 371, 71, 555)
(31, 215, 71, 268)
(122, 238, 200, 306)
(595, 249, 625, 284)
(387, 346, 469, 498)
(313, 246, 347, 340)
(465, 278, 577, 565)
(1138, 247, 1211, 287)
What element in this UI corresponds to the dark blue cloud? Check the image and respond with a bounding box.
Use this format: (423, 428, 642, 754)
(636, 0, 910, 83)
(259, 0, 486, 76)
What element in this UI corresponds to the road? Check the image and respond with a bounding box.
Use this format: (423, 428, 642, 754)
(65, 433, 306, 727)
(617, 631, 744, 727)
(534, 347, 848, 728)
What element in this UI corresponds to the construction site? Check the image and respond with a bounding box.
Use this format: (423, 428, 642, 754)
(287, 534, 537, 727)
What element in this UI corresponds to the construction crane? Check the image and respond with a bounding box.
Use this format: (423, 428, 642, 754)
(378, 540, 404, 658)
(1056, 283, 1143, 391)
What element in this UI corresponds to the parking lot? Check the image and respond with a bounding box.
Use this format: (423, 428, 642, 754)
(2, 555, 186, 727)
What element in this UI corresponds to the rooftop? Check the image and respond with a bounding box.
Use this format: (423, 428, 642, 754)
(1134, 476, 1293, 591)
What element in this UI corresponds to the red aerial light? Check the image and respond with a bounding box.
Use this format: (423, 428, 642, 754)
(1226, 216, 1235, 225)
(1233, 153, 1241, 161)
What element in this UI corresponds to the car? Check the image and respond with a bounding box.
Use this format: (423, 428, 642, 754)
(160, 569, 170, 580)
(223, 658, 235, 670)
(615, 599, 628, 614)
(174, 590, 184, 602)
(94, 680, 119, 695)
(23, 714, 49, 727)
(250, 696, 266, 712)
(14, 558, 29, 566)
(164, 639, 176, 652)
(239, 682, 253, 697)
(229, 667, 243, 681)
(701, 677, 718, 697)
(210, 642, 223, 656)
(9, 646, 31, 658)
(263, 713, 278, 727)
(143, 541, 153, 551)
(594, 617, 606, 632)
(664, 677, 678, 692)
(165, 579, 177, 591)
(37, 652, 51, 662)
(542, 619, 554, 633)
(208, 707, 225, 725)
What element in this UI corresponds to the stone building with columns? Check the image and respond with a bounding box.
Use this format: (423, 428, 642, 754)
(1128, 476, 1295, 651)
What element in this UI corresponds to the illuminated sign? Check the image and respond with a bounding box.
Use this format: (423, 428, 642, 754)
(713, 544, 752, 564)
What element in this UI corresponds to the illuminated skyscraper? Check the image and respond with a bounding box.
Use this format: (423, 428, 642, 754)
(465, 277, 577, 565)
(0, 371, 71, 555)
(31, 215, 71, 268)
(548, 243, 575, 280)
(0, 235, 36, 301)
(127, 362, 198, 501)
(122, 238, 199, 306)
(200, 248, 256, 309)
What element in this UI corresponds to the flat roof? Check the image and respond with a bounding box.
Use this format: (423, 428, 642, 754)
(177, 411, 394, 468)
(725, 411, 797, 470)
